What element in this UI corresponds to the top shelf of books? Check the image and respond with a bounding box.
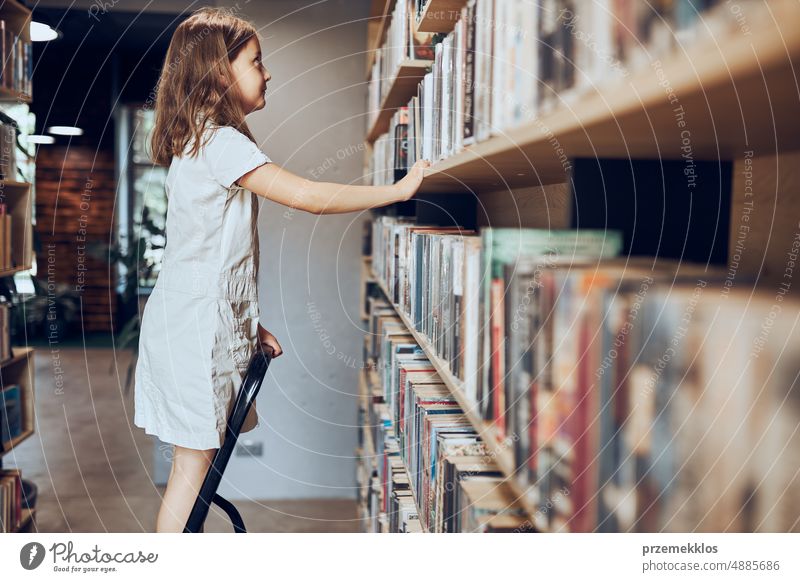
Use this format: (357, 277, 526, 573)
(0, 0, 33, 102)
(366, 0, 397, 76)
(366, 0, 800, 194)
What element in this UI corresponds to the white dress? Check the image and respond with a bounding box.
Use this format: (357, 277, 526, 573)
(134, 124, 271, 450)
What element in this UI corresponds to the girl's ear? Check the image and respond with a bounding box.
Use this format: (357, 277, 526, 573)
(217, 60, 232, 89)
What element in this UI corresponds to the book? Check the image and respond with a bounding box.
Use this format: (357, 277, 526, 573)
(0, 384, 21, 444)
(0, 469, 22, 532)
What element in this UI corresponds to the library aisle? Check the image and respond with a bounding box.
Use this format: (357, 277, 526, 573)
(0, 0, 799, 548)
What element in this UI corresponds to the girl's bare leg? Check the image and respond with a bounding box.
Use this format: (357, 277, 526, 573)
(156, 445, 217, 532)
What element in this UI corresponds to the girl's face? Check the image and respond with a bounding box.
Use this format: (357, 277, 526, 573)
(230, 36, 271, 114)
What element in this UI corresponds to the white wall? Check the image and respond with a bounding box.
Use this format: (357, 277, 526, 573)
(215, 0, 372, 500)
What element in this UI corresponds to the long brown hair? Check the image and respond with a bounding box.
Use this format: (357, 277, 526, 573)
(149, 7, 259, 167)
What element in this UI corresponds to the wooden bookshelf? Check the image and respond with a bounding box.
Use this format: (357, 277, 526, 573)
(370, 270, 541, 527)
(415, 0, 800, 193)
(357, 359, 428, 532)
(367, 366, 428, 532)
(0, 0, 36, 535)
(366, 0, 397, 78)
(0, 180, 33, 273)
(0, 0, 31, 103)
(1, 344, 36, 537)
(0, 87, 30, 103)
(0, 347, 35, 457)
(0, 0, 31, 17)
(415, 0, 467, 34)
(367, 59, 433, 143)
(359, 0, 800, 534)
(0, 264, 31, 278)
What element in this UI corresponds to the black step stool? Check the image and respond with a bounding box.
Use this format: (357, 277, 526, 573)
(184, 344, 273, 533)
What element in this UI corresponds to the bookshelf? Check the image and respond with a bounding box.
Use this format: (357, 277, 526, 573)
(366, 0, 397, 77)
(0, 347, 34, 451)
(358, 0, 800, 533)
(0, 180, 33, 273)
(417, 0, 800, 193)
(370, 269, 541, 521)
(0, 0, 36, 534)
(367, 58, 432, 143)
(0, 346, 36, 533)
(356, 359, 429, 532)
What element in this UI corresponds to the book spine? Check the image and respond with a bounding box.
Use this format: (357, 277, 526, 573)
(462, 0, 476, 145)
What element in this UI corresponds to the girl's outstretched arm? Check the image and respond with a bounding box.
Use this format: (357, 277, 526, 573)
(238, 159, 429, 215)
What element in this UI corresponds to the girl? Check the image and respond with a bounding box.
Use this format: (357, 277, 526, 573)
(135, 7, 429, 533)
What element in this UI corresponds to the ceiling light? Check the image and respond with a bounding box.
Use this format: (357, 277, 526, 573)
(46, 126, 83, 136)
(31, 21, 61, 42)
(27, 135, 55, 144)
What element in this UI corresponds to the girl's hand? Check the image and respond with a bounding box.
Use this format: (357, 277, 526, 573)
(396, 159, 431, 201)
(257, 323, 283, 358)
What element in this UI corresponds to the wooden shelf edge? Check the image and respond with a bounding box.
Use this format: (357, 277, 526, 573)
(416, 0, 467, 34)
(14, 507, 35, 532)
(0, 0, 32, 17)
(0, 346, 34, 369)
(371, 270, 541, 529)
(367, 59, 433, 143)
(369, 0, 390, 19)
(1, 427, 34, 459)
(0, 180, 31, 189)
(0, 264, 33, 278)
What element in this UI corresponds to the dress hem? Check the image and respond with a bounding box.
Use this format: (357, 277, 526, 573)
(133, 416, 260, 451)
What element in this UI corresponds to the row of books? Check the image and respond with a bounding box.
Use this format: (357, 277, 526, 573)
(356, 342, 420, 533)
(371, 106, 409, 186)
(370, 217, 800, 532)
(0, 383, 22, 445)
(513, 261, 799, 532)
(0, 468, 24, 532)
(0, 202, 13, 270)
(0, 120, 17, 181)
(0, 301, 11, 362)
(370, 0, 741, 183)
(0, 20, 33, 96)
(367, 0, 435, 131)
(362, 294, 534, 532)
(370, 216, 621, 407)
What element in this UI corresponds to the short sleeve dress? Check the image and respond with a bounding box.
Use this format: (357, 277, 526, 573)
(133, 124, 270, 450)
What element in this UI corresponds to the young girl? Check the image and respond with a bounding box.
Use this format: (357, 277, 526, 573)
(135, 7, 428, 533)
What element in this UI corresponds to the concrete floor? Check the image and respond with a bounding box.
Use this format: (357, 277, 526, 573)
(5, 347, 363, 532)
